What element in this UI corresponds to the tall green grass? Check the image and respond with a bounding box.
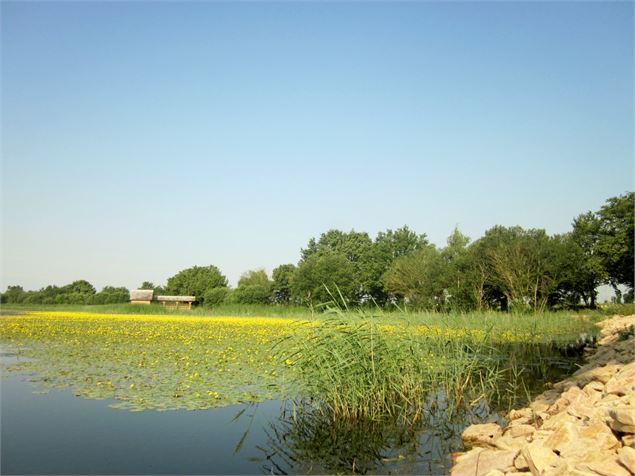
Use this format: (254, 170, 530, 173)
(276, 301, 595, 425)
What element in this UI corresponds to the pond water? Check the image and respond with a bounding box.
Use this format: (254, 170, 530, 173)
(1, 345, 582, 475)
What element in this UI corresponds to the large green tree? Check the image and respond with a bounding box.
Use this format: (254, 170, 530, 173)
(166, 265, 228, 304)
(596, 192, 634, 292)
(382, 245, 447, 310)
(272, 264, 297, 304)
(292, 252, 356, 307)
(233, 269, 272, 304)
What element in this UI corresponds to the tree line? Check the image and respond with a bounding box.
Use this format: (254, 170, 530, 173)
(2, 192, 633, 311)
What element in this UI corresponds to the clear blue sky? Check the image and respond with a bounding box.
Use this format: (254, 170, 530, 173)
(2, 1, 633, 290)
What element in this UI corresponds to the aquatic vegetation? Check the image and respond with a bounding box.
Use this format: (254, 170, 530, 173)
(0, 312, 305, 411)
(0, 310, 593, 414)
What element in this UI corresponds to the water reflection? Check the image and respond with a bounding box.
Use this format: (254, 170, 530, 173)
(244, 394, 501, 475)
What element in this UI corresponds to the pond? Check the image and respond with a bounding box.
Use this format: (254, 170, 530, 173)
(1, 346, 581, 475)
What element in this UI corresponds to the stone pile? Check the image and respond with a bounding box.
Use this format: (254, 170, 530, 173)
(451, 314, 635, 476)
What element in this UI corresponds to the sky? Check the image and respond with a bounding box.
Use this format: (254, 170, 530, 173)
(1, 1, 633, 291)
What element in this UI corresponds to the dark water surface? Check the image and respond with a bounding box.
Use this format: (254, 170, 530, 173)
(1, 345, 582, 475)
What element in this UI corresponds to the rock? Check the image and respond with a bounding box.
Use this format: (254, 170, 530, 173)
(618, 446, 635, 474)
(609, 407, 635, 426)
(544, 421, 619, 460)
(541, 409, 580, 430)
(506, 423, 536, 438)
(462, 423, 503, 449)
(609, 419, 635, 434)
(574, 364, 622, 387)
(622, 434, 635, 448)
(522, 441, 561, 475)
(606, 365, 635, 396)
(483, 470, 504, 476)
(450, 448, 517, 476)
(509, 408, 533, 421)
(575, 457, 632, 476)
(514, 452, 529, 471)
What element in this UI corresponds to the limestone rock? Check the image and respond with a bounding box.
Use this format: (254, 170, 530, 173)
(575, 456, 632, 476)
(522, 441, 561, 475)
(618, 446, 635, 474)
(622, 434, 635, 448)
(450, 448, 517, 476)
(462, 423, 503, 449)
(610, 407, 635, 426)
(506, 423, 536, 438)
(609, 419, 635, 434)
(514, 452, 529, 471)
(544, 420, 619, 466)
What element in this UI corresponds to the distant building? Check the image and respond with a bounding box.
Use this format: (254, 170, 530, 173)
(129, 289, 196, 309)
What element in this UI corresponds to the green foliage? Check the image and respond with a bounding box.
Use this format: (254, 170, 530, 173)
(166, 265, 228, 304)
(383, 245, 447, 310)
(203, 287, 230, 307)
(233, 269, 273, 304)
(92, 286, 129, 305)
(272, 264, 296, 304)
(596, 192, 634, 290)
(292, 252, 356, 306)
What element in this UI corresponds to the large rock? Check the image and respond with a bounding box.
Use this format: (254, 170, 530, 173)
(450, 448, 518, 476)
(609, 407, 635, 426)
(521, 440, 562, 475)
(462, 423, 503, 449)
(574, 456, 632, 476)
(605, 363, 635, 396)
(618, 446, 635, 474)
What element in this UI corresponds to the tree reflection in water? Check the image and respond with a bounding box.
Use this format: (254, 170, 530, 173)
(253, 393, 503, 475)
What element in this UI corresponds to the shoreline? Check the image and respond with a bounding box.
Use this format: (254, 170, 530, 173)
(451, 314, 635, 476)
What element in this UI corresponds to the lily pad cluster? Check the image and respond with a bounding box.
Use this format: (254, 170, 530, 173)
(0, 312, 302, 411)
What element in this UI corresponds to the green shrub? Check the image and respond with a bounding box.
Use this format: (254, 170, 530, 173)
(203, 287, 230, 307)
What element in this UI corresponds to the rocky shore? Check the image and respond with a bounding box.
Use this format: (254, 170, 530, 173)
(451, 314, 635, 476)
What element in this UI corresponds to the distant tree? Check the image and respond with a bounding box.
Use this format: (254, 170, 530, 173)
(166, 265, 228, 304)
(203, 287, 230, 307)
(300, 229, 374, 303)
(382, 245, 447, 310)
(440, 228, 474, 311)
(272, 264, 297, 304)
(1, 285, 26, 304)
(292, 252, 356, 306)
(367, 226, 429, 304)
(595, 192, 634, 292)
(63, 280, 96, 296)
(472, 226, 557, 312)
(139, 281, 155, 290)
(234, 269, 272, 304)
(93, 286, 129, 304)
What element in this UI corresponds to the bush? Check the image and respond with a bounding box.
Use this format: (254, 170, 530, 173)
(203, 287, 230, 307)
(232, 285, 272, 304)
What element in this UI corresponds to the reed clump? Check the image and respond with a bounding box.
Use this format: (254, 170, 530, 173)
(280, 308, 507, 425)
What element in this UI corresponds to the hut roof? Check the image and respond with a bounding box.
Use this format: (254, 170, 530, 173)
(155, 295, 196, 302)
(130, 289, 154, 301)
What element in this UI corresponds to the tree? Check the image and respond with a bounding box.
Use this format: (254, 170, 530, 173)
(301, 229, 373, 303)
(367, 226, 429, 304)
(93, 286, 129, 304)
(203, 287, 230, 307)
(596, 192, 634, 292)
(571, 212, 606, 307)
(1, 285, 26, 304)
(292, 252, 356, 306)
(234, 269, 272, 304)
(440, 228, 474, 311)
(473, 226, 557, 312)
(166, 265, 228, 304)
(382, 245, 447, 310)
(272, 264, 297, 304)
